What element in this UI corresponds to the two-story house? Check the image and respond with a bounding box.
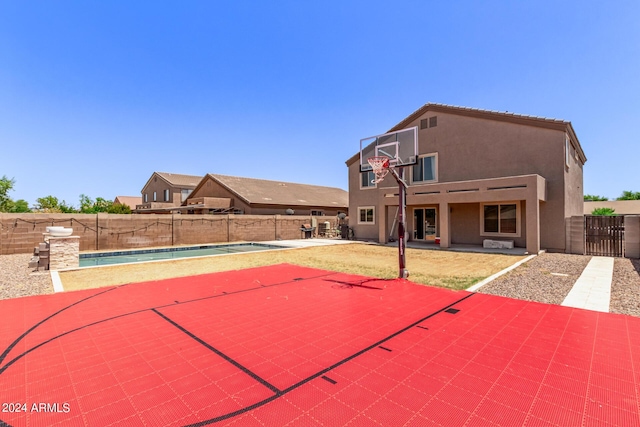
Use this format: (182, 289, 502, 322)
(136, 172, 201, 213)
(346, 103, 587, 254)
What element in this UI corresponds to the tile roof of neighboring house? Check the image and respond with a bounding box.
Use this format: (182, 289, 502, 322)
(346, 103, 587, 165)
(199, 174, 349, 208)
(113, 196, 141, 209)
(155, 172, 202, 188)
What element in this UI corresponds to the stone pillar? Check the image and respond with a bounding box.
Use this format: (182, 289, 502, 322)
(48, 236, 80, 270)
(625, 215, 640, 259)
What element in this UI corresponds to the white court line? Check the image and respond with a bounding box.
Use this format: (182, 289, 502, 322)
(466, 254, 538, 292)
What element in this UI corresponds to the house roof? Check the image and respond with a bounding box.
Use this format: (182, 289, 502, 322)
(193, 174, 349, 208)
(113, 196, 141, 209)
(155, 172, 202, 187)
(141, 172, 202, 193)
(346, 103, 587, 165)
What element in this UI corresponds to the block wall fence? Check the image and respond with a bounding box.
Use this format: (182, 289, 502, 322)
(0, 213, 330, 255)
(566, 215, 639, 259)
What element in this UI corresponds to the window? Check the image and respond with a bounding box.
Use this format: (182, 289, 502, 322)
(481, 202, 520, 236)
(153, 191, 157, 202)
(358, 207, 375, 224)
(412, 154, 437, 183)
(361, 171, 376, 188)
(311, 210, 324, 216)
(565, 137, 570, 168)
(144, 193, 148, 203)
(181, 189, 192, 202)
(420, 117, 437, 129)
(164, 189, 169, 201)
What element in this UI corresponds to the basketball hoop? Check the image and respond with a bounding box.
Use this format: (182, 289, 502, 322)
(368, 156, 390, 184)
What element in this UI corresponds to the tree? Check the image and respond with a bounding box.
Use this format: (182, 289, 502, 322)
(35, 195, 60, 212)
(584, 194, 608, 201)
(107, 203, 132, 214)
(0, 175, 16, 212)
(79, 194, 114, 213)
(591, 207, 616, 216)
(8, 199, 31, 213)
(616, 191, 640, 201)
(35, 196, 77, 213)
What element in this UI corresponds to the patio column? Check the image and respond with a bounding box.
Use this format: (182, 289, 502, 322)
(378, 203, 387, 244)
(439, 202, 450, 248)
(526, 199, 540, 254)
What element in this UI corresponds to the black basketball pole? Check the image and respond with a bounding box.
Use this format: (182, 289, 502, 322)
(390, 167, 409, 279)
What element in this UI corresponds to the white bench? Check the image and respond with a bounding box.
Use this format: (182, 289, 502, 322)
(483, 239, 514, 249)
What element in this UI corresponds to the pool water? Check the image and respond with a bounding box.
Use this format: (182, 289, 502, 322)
(79, 243, 288, 267)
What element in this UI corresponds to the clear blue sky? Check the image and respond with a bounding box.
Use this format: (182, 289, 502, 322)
(1, 1, 638, 206)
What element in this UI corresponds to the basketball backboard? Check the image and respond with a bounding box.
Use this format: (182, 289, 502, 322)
(359, 126, 418, 172)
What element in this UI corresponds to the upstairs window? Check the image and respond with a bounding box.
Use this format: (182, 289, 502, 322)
(153, 191, 157, 202)
(420, 116, 437, 129)
(164, 189, 170, 201)
(361, 171, 376, 188)
(412, 154, 437, 183)
(181, 189, 193, 202)
(144, 193, 148, 203)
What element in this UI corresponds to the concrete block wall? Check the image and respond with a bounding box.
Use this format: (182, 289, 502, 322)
(173, 216, 229, 245)
(626, 215, 640, 259)
(0, 213, 325, 254)
(96, 213, 173, 250)
(566, 216, 585, 255)
(0, 214, 97, 254)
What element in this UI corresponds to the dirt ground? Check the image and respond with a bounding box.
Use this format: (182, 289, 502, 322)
(59, 244, 525, 292)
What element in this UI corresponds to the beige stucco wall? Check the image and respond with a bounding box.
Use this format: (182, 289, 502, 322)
(584, 200, 640, 215)
(348, 110, 583, 252)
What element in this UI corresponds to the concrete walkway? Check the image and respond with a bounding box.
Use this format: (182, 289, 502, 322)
(561, 256, 615, 312)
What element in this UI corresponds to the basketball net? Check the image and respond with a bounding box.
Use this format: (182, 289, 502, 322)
(367, 156, 390, 184)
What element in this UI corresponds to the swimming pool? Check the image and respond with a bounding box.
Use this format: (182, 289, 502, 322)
(79, 243, 289, 267)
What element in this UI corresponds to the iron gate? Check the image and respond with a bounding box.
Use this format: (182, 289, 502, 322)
(585, 215, 624, 257)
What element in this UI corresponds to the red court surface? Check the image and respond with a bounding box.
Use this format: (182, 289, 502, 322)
(0, 263, 639, 426)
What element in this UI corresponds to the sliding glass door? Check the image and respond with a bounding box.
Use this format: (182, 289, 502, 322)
(413, 208, 437, 241)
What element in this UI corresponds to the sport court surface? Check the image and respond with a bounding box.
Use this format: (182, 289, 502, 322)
(1, 264, 639, 426)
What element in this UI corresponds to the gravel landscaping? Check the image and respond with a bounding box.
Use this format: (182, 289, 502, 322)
(611, 257, 640, 317)
(479, 252, 640, 317)
(1, 250, 639, 318)
(0, 253, 54, 300)
(478, 253, 592, 305)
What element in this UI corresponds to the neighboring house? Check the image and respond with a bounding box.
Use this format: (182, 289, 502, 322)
(584, 200, 640, 215)
(346, 103, 587, 254)
(184, 174, 348, 216)
(136, 172, 201, 213)
(113, 196, 141, 210)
